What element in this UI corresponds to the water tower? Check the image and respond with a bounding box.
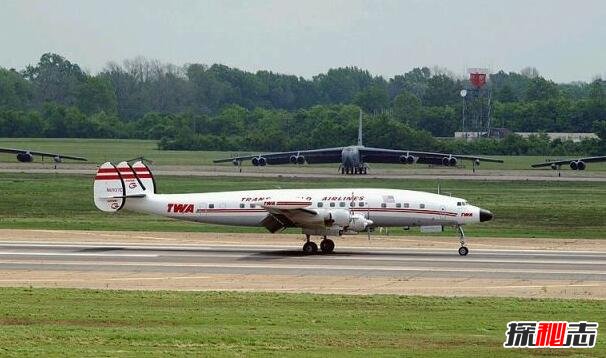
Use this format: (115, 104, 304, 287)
(460, 68, 492, 140)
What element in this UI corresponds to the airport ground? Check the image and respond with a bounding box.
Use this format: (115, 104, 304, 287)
(2, 137, 606, 172)
(1, 138, 605, 355)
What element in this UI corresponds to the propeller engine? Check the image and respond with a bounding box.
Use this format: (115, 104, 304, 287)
(16, 152, 33, 162)
(322, 209, 350, 227)
(347, 213, 374, 232)
(53, 156, 62, 163)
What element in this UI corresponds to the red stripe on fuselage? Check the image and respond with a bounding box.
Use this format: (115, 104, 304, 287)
(95, 174, 153, 180)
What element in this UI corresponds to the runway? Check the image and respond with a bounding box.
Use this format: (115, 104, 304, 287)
(1, 230, 605, 298)
(1, 162, 606, 181)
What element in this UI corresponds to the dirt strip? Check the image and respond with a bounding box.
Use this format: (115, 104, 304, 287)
(0, 270, 603, 299)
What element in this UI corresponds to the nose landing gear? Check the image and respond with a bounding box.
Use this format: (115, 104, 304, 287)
(457, 226, 468, 256)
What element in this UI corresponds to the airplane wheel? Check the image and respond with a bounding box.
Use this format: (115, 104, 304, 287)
(458, 246, 469, 256)
(303, 241, 318, 254)
(341, 167, 345, 174)
(320, 239, 335, 254)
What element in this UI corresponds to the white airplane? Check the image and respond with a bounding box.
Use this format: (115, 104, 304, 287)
(94, 161, 494, 256)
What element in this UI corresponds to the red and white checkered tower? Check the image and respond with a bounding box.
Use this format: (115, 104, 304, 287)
(461, 68, 492, 139)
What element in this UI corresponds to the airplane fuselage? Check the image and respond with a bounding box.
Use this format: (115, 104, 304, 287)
(94, 161, 494, 255)
(340, 146, 366, 174)
(125, 188, 487, 231)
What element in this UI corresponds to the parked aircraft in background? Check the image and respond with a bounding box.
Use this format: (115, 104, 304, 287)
(0, 147, 87, 163)
(94, 161, 494, 256)
(531, 156, 606, 171)
(214, 111, 504, 174)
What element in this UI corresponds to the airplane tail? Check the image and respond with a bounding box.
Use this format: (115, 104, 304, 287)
(93, 160, 156, 212)
(357, 109, 363, 146)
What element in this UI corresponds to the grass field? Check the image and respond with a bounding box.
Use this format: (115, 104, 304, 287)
(0, 288, 603, 356)
(2, 137, 604, 171)
(1, 173, 604, 239)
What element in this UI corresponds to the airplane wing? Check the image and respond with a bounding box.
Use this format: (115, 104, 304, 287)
(213, 147, 344, 165)
(531, 156, 606, 168)
(359, 147, 504, 165)
(257, 199, 322, 233)
(0, 147, 87, 161)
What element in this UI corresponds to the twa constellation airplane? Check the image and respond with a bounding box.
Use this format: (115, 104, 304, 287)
(94, 161, 494, 256)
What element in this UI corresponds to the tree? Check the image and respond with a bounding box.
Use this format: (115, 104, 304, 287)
(77, 76, 117, 115)
(353, 84, 389, 113)
(22, 53, 86, 106)
(525, 77, 560, 101)
(0, 68, 34, 109)
(593, 120, 606, 141)
(392, 91, 421, 126)
(423, 74, 461, 106)
(589, 79, 605, 103)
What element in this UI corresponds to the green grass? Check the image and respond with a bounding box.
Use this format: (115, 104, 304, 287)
(0, 288, 603, 356)
(1, 137, 604, 171)
(1, 173, 605, 239)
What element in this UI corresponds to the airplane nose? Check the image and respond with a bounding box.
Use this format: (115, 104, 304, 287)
(479, 209, 494, 222)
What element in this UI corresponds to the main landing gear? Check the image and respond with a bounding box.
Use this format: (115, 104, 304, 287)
(457, 226, 469, 256)
(302, 235, 335, 254)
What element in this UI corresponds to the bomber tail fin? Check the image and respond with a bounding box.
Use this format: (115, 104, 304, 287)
(357, 108, 363, 146)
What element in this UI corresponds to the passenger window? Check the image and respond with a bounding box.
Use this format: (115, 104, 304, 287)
(250, 204, 256, 208)
(381, 203, 386, 208)
(209, 204, 215, 209)
(420, 204, 425, 209)
(330, 202, 335, 207)
(457, 202, 461, 206)
(404, 203, 409, 208)
(339, 202, 345, 207)
(240, 203, 245, 208)
(396, 203, 401, 208)
(317, 202, 323, 208)
(359, 202, 364, 207)
(350, 202, 355, 207)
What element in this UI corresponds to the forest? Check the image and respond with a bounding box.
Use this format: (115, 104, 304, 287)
(1, 53, 605, 155)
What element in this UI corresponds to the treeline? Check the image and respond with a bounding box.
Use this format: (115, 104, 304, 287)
(1, 53, 606, 155)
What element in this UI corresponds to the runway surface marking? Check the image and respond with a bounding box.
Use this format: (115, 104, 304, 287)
(1, 235, 605, 298)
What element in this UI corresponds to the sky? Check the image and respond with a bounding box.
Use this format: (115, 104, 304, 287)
(1, 0, 605, 83)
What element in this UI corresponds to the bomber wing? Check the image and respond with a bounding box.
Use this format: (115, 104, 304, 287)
(359, 147, 504, 165)
(0, 147, 87, 161)
(531, 156, 606, 168)
(214, 147, 343, 165)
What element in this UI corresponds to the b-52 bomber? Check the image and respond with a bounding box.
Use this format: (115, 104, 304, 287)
(532, 155, 606, 171)
(0, 147, 87, 163)
(214, 111, 503, 174)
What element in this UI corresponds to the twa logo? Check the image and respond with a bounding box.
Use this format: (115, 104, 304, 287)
(167, 203, 194, 213)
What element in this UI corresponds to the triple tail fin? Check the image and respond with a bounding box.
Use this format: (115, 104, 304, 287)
(93, 160, 156, 212)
